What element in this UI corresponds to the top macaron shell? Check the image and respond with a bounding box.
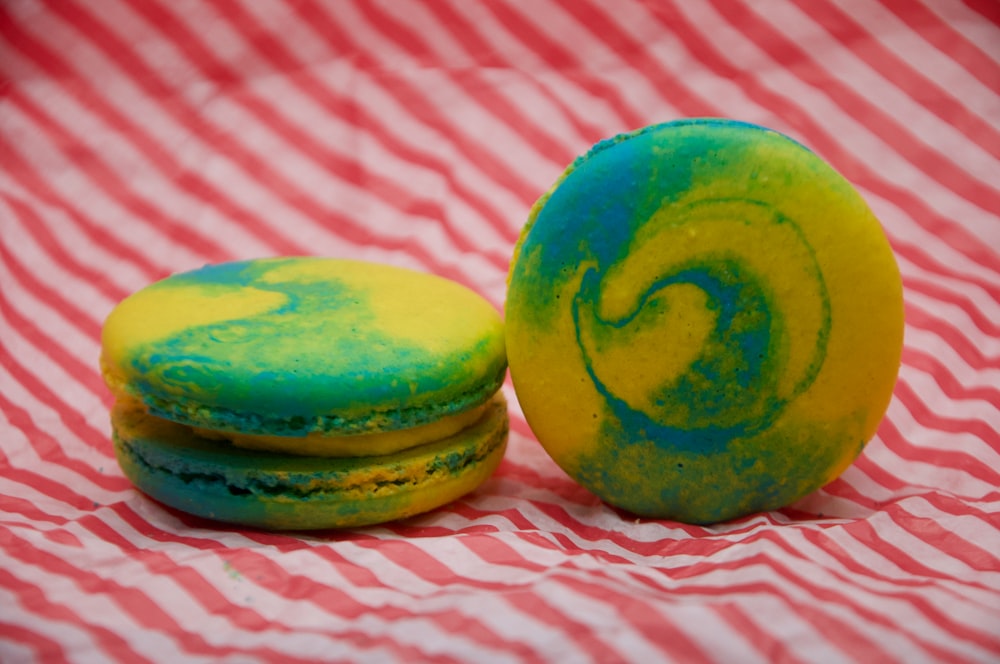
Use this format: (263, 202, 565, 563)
(505, 119, 904, 523)
(102, 257, 507, 437)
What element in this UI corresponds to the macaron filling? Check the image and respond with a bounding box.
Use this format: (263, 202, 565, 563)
(192, 402, 489, 457)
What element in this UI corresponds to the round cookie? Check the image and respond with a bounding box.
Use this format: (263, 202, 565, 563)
(101, 257, 509, 529)
(505, 118, 903, 524)
(111, 393, 508, 530)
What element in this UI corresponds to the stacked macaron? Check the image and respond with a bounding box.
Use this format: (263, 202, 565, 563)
(101, 257, 508, 529)
(102, 119, 904, 528)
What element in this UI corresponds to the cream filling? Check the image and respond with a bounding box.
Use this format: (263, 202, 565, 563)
(193, 403, 489, 458)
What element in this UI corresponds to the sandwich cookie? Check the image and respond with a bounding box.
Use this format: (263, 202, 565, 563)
(101, 257, 508, 529)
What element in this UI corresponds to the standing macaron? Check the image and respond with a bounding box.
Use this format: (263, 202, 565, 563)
(505, 119, 903, 524)
(101, 257, 508, 529)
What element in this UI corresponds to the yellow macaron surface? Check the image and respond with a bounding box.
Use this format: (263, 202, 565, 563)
(100, 257, 510, 529)
(506, 119, 903, 524)
(101, 257, 507, 441)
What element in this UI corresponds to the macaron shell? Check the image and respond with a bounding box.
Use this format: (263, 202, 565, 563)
(111, 393, 509, 530)
(506, 119, 904, 523)
(101, 257, 507, 436)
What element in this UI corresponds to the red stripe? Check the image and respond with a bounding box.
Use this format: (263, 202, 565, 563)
(528, 539, 895, 660)
(285, 2, 547, 201)
(0, 493, 81, 527)
(903, 275, 1000, 339)
(1, 237, 104, 352)
(65, 0, 514, 274)
(0, 350, 120, 483)
(797, 0, 1000, 159)
(474, 0, 648, 130)
(422, 2, 612, 143)
(844, 512, 1000, 603)
(228, 533, 540, 660)
(108, 506, 530, 661)
(903, 348, 1000, 412)
(906, 302, 998, 372)
(1, 535, 324, 664)
(571, 0, 1000, 279)
(0, 194, 133, 306)
(896, 375, 1000, 456)
(458, 534, 722, 660)
(0, 495, 463, 662)
(79, 513, 457, 663)
(0, 16, 308, 259)
(864, 418, 996, 509)
(354, 1, 579, 169)
(881, 0, 1000, 91)
(0, 567, 152, 664)
(0, 144, 169, 282)
(1, 89, 233, 261)
(711, 603, 809, 664)
(45, 0, 499, 290)
(894, 237, 1000, 307)
(0, 413, 122, 503)
(799, 527, 1000, 652)
(125, 1, 524, 251)
(959, 0, 1000, 21)
(643, 548, 987, 660)
(705, 0, 1000, 210)
(457, 488, 1000, 652)
(0, 620, 68, 662)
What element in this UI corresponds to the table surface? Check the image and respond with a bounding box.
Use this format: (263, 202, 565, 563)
(2, 1, 998, 662)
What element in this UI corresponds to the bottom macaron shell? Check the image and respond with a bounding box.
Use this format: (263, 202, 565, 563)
(112, 394, 508, 530)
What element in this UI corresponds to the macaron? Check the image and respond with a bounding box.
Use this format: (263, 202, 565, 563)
(101, 257, 509, 529)
(505, 118, 903, 524)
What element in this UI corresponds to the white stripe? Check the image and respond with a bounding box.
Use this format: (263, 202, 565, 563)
(858, 506, 1000, 587)
(866, 405, 998, 501)
(782, 528, 1000, 661)
(904, 495, 1000, 573)
(0, 407, 121, 507)
(11, 12, 350, 258)
(371, 0, 595, 156)
(865, 193, 1000, 288)
(898, 365, 1000, 437)
(0, 585, 109, 663)
(915, 0, 1000, 64)
(102, 0, 519, 262)
(651, 0, 1000, 245)
(13, 507, 514, 663)
(0, 309, 108, 439)
(499, 0, 690, 125)
(831, 0, 1000, 122)
(0, 185, 151, 296)
(299, 1, 566, 181)
(885, 393, 1000, 483)
(2, 549, 204, 662)
(904, 325, 1000, 391)
(0, 205, 116, 328)
(895, 252, 1000, 333)
(906, 290, 1000, 358)
(757, 0, 1000, 185)
(0, 104, 214, 272)
(187, 0, 538, 223)
(287, 537, 600, 662)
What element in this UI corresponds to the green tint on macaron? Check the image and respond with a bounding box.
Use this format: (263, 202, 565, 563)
(506, 119, 903, 524)
(111, 394, 508, 530)
(101, 257, 509, 529)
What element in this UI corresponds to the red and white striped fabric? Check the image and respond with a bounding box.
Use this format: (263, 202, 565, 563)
(2, 0, 998, 661)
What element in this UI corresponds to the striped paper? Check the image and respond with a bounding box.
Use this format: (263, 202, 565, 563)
(2, 0, 998, 661)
